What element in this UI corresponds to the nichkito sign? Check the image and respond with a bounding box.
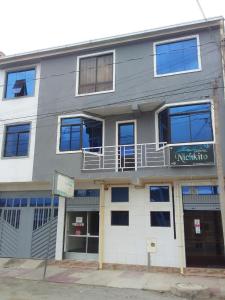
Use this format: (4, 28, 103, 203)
(170, 144, 214, 166)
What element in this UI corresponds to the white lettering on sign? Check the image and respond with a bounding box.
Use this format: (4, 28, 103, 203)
(194, 219, 201, 234)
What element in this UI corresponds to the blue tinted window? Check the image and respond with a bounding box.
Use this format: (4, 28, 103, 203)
(44, 198, 51, 206)
(60, 117, 102, 151)
(118, 123, 134, 145)
(182, 185, 218, 195)
(150, 211, 171, 227)
(6, 199, 13, 207)
(4, 124, 30, 157)
(54, 196, 59, 207)
(5, 69, 36, 99)
(159, 103, 213, 144)
(156, 38, 199, 75)
(30, 198, 37, 207)
(111, 187, 129, 202)
(13, 198, 20, 207)
(150, 186, 169, 202)
(0, 199, 6, 207)
(21, 198, 28, 207)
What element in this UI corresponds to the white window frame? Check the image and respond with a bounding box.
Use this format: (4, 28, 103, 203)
(56, 113, 105, 154)
(75, 50, 116, 97)
(153, 35, 202, 77)
(2, 65, 39, 101)
(115, 119, 137, 171)
(155, 99, 215, 150)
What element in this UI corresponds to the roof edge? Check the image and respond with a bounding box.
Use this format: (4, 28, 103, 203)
(0, 16, 223, 65)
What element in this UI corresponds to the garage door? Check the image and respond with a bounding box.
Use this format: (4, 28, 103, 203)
(0, 195, 58, 259)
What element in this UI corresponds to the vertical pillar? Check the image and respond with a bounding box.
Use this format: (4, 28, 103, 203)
(213, 85, 225, 251)
(174, 182, 185, 273)
(55, 196, 66, 260)
(98, 184, 105, 269)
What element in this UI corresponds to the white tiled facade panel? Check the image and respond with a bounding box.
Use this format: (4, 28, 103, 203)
(0, 66, 40, 182)
(104, 185, 180, 267)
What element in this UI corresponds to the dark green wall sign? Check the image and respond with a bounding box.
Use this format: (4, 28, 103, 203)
(170, 144, 214, 166)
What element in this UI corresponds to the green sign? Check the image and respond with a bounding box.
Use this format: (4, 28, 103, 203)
(170, 144, 214, 166)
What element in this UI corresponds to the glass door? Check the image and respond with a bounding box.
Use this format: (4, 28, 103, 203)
(66, 211, 99, 255)
(117, 122, 136, 171)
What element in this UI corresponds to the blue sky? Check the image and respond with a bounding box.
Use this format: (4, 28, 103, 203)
(1, 0, 224, 55)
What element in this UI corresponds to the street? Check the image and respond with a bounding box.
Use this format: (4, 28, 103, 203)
(0, 278, 183, 300)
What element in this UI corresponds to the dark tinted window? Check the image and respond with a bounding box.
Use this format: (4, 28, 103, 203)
(150, 211, 171, 227)
(150, 186, 169, 202)
(5, 69, 36, 99)
(158, 103, 213, 144)
(111, 211, 129, 226)
(74, 189, 100, 197)
(60, 117, 102, 152)
(111, 187, 129, 202)
(4, 124, 30, 157)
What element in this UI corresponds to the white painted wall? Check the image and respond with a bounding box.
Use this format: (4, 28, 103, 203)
(104, 185, 180, 267)
(0, 65, 40, 182)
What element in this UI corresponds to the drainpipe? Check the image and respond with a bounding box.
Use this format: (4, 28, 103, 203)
(98, 183, 105, 269)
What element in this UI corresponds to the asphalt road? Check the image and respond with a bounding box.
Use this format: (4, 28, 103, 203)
(0, 278, 184, 300)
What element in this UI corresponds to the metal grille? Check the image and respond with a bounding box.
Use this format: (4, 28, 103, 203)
(0, 209, 20, 229)
(33, 208, 58, 230)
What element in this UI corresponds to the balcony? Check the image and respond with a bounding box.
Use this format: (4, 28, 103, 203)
(82, 143, 167, 171)
(82, 143, 215, 172)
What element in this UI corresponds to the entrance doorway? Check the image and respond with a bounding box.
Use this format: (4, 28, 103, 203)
(182, 185, 225, 268)
(117, 121, 136, 171)
(64, 211, 99, 260)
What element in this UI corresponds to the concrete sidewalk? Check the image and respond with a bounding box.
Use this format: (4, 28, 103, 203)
(0, 259, 225, 299)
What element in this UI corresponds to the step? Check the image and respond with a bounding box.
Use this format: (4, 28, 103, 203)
(184, 267, 225, 278)
(50, 260, 99, 270)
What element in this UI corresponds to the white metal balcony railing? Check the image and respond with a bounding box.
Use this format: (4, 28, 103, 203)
(82, 143, 167, 171)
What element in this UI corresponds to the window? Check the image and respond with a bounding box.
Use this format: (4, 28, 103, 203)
(78, 53, 114, 95)
(158, 103, 213, 144)
(155, 36, 200, 76)
(150, 211, 171, 227)
(182, 185, 218, 195)
(74, 189, 100, 197)
(4, 124, 30, 157)
(111, 187, 129, 202)
(150, 186, 169, 202)
(5, 69, 36, 99)
(111, 211, 129, 226)
(59, 117, 103, 152)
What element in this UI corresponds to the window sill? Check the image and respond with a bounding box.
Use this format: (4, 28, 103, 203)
(56, 150, 82, 155)
(75, 89, 115, 97)
(1, 155, 30, 160)
(154, 68, 201, 78)
(2, 95, 36, 101)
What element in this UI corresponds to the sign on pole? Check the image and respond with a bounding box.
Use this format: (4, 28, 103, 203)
(54, 172, 74, 198)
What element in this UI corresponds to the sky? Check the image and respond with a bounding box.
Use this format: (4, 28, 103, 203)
(1, 0, 225, 55)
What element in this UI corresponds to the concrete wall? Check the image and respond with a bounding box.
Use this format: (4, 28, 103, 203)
(103, 185, 179, 267)
(31, 27, 224, 182)
(0, 65, 41, 182)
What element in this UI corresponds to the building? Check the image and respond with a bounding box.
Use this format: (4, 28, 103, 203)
(0, 16, 225, 270)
